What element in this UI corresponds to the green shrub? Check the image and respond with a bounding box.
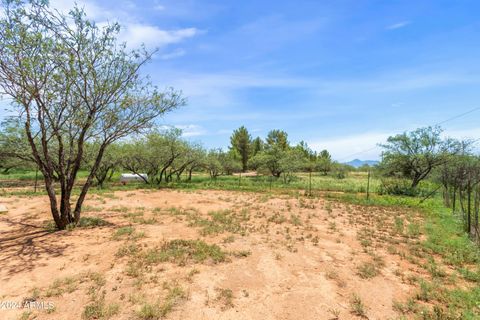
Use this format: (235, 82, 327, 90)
(378, 179, 419, 196)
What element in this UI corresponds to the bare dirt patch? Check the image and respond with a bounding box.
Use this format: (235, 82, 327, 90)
(0, 189, 436, 319)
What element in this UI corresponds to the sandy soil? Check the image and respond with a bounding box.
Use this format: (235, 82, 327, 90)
(0, 189, 428, 320)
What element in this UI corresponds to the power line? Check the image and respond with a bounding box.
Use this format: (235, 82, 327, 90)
(338, 106, 480, 162)
(338, 146, 380, 162)
(435, 106, 480, 126)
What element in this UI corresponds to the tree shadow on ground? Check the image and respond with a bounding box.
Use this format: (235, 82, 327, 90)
(0, 217, 68, 277)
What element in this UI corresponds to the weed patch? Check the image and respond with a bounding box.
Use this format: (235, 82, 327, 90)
(144, 240, 227, 266)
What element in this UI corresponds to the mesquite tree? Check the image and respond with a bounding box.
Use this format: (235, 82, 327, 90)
(380, 126, 460, 188)
(121, 129, 185, 184)
(0, 1, 184, 229)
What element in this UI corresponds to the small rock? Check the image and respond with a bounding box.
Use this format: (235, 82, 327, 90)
(0, 204, 8, 213)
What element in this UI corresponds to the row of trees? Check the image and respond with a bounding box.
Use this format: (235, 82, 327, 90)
(82, 129, 238, 186)
(83, 127, 343, 185)
(437, 154, 480, 240)
(378, 126, 479, 240)
(1, 121, 349, 187)
(230, 126, 335, 179)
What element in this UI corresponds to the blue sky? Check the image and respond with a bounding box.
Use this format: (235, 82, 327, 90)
(2, 0, 480, 160)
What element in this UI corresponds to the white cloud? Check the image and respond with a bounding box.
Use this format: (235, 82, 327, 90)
(391, 102, 405, 108)
(160, 124, 207, 137)
(160, 48, 186, 60)
(386, 21, 411, 30)
(164, 68, 479, 99)
(177, 124, 207, 137)
(155, 68, 480, 114)
(49, 0, 106, 20)
(443, 127, 480, 143)
(154, 4, 166, 11)
(309, 132, 388, 161)
(119, 24, 198, 49)
(48, 1, 199, 51)
(156, 71, 311, 108)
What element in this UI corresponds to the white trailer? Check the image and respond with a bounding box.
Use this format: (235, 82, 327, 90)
(120, 173, 148, 184)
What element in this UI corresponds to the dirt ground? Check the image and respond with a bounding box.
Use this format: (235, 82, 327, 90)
(0, 189, 433, 319)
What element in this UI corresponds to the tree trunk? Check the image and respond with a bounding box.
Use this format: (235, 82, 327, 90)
(95, 171, 108, 188)
(443, 185, 451, 207)
(474, 187, 479, 241)
(107, 168, 115, 182)
(411, 176, 421, 188)
(44, 178, 64, 229)
(467, 185, 472, 237)
(72, 144, 107, 224)
(60, 185, 74, 226)
(159, 167, 168, 184)
(452, 187, 457, 214)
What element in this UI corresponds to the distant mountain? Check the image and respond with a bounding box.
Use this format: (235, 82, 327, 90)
(344, 159, 379, 168)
